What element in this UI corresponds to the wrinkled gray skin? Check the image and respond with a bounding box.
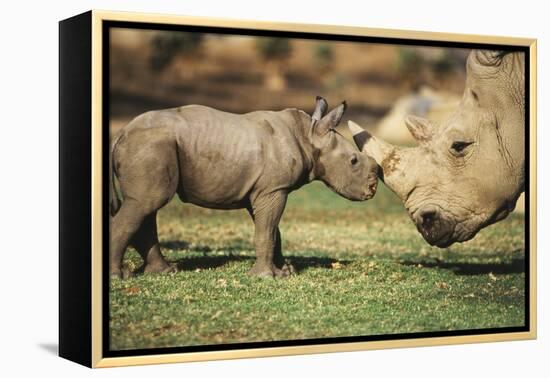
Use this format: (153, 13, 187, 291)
(349, 50, 525, 247)
(110, 97, 378, 278)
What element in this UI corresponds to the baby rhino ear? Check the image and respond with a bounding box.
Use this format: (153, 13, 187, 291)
(311, 96, 328, 126)
(315, 101, 347, 136)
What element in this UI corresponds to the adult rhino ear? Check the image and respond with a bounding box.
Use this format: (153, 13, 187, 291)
(471, 50, 506, 67)
(466, 50, 510, 78)
(315, 101, 346, 136)
(311, 96, 328, 126)
(405, 115, 434, 143)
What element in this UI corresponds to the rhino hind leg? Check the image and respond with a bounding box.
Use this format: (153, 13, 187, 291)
(110, 198, 176, 279)
(110, 141, 179, 279)
(130, 211, 176, 275)
(110, 199, 152, 279)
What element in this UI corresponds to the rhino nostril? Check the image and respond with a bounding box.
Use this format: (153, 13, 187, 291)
(419, 208, 438, 230)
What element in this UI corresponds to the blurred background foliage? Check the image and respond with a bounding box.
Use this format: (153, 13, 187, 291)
(109, 28, 469, 141)
(149, 31, 204, 72)
(255, 37, 292, 60)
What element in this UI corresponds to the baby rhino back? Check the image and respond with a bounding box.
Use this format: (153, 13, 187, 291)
(173, 105, 307, 209)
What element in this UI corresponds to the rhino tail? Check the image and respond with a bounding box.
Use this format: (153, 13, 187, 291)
(110, 165, 120, 216)
(110, 134, 122, 216)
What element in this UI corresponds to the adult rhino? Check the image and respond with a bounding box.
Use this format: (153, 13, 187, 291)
(110, 96, 378, 279)
(349, 50, 525, 247)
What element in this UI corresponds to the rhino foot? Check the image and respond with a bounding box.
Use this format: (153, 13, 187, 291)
(111, 267, 135, 280)
(248, 262, 294, 278)
(122, 268, 135, 279)
(144, 262, 177, 275)
(281, 262, 296, 276)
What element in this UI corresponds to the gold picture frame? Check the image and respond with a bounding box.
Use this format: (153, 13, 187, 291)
(59, 9, 537, 368)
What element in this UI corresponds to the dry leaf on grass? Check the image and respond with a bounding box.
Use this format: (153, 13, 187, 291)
(122, 287, 141, 295)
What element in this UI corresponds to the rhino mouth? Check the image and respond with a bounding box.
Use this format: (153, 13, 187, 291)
(411, 205, 456, 248)
(363, 176, 378, 200)
(322, 174, 378, 202)
(428, 235, 454, 248)
(417, 225, 454, 248)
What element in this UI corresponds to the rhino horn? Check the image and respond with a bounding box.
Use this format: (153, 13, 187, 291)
(348, 120, 414, 200)
(347, 119, 371, 151)
(347, 121, 394, 165)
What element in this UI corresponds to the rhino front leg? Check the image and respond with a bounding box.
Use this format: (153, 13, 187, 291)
(130, 211, 176, 275)
(248, 191, 292, 278)
(246, 208, 294, 275)
(274, 227, 296, 276)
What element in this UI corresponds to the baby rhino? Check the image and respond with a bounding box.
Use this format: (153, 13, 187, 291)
(110, 96, 378, 279)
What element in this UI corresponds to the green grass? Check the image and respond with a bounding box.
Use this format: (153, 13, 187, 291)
(110, 183, 526, 350)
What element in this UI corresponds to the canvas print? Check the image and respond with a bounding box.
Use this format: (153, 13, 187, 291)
(107, 26, 527, 352)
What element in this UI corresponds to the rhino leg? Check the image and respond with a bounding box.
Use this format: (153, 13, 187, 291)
(247, 208, 294, 274)
(110, 140, 179, 279)
(248, 191, 293, 278)
(111, 199, 176, 279)
(130, 211, 176, 275)
(270, 228, 296, 275)
(110, 199, 152, 279)
(273, 228, 283, 267)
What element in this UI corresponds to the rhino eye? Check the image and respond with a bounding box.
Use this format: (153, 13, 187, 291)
(470, 89, 479, 102)
(450, 141, 474, 154)
(350, 154, 359, 165)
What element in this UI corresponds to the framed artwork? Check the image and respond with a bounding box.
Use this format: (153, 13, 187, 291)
(59, 10, 537, 368)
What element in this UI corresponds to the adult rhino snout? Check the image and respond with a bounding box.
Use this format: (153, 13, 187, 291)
(414, 206, 454, 248)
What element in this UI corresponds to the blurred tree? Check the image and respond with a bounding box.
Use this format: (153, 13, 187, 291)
(396, 47, 425, 90)
(255, 37, 292, 91)
(313, 43, 340, 89)
(432, 51, 455, 76)
(149, 31, 204, 72)
(314, 43, 334, 66)
(314, 43, 334, 72)
(256, 37, 292, 60)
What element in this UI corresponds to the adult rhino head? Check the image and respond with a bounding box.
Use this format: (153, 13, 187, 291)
(349, 50, 525, 247)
